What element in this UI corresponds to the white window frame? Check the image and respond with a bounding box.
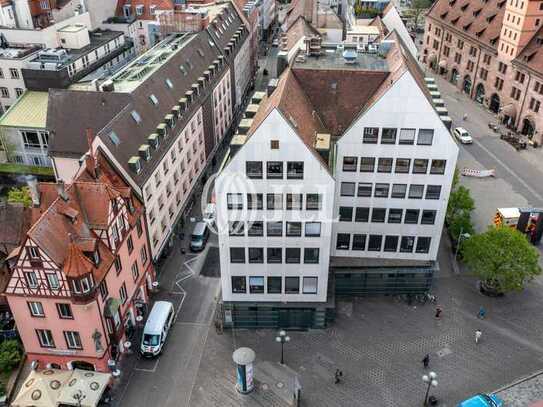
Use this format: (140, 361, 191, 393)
(64, 331, 82, 349)
(28, 301, 44, 316)
(46, 273, 60, 289)
(37, 329, 54, 347)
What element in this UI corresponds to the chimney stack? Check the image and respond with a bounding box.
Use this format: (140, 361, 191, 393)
(25, 175, 40, 207)
(56, 180, 69, 201)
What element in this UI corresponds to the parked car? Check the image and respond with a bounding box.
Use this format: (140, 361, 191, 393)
(272, 38, 279, 47)
(453, 127, 473, 144)
(190, 221, 209, 252)
(457, 393, 504, 407)
(140, 301, 175, 357)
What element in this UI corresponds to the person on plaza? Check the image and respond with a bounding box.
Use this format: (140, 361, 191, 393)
(435, 306, 442, 319)
(422, 354, 430, 368)
(475, 329, 482, 344)
(463, 113, 468, 121)
(334, 369, 343, 384)
(478, 306, 486, 319)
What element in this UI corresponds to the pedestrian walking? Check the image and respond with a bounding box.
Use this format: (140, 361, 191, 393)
(475, 329, 482, 344)
(422, 354, 430, 368)
(334, 369, 343, 384)
(463, 113, 468, 121)
(434, 306, 442, 319)
(478, 306, 486, 319)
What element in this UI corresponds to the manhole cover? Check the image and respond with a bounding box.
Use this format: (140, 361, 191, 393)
(436, 347, 452, 358)
(276, 382, 284, 389)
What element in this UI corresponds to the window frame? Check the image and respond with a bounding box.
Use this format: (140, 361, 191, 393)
(230, 247, 246, 263)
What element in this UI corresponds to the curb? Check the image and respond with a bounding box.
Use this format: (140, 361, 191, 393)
(493, 369, 543, 394)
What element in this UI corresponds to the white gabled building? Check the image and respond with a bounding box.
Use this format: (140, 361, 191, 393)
(216, 33, 458, 329)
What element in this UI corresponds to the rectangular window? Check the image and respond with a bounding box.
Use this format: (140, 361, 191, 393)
(302, 277, 318, 294)
(247, 194, 263, 209)
(230, 247, 245, 263)
(409, 184, 424, 199)
(388, 208, 403, 223)
(267, 277, 282, 293)
(114, 256, 122, 274)
(286, 222, 302, 236)
(339, 206, 353, 221)
(359, 157, 375, 172)
(395, 158, 410, 173)
(336, 233, 351, 250)
(127, 236, 134, 254)
(381, 128, 397, 144)
(341, 182, 356, 196)
(119, 283, 127, 304)
(305, 222, 321, 237)
(417, 129, 434, 145)
(25, 272, 38, 288)
(267, 248, 282, 263)
(377, 158, 393, 173)
(384, 235, 399, 252)
(400, 236, 415, 253)
(246, 161, 263, 178)
(426, 185, 442, 200)
(270, 140, 280, 149)
(352, 234, 366, 250)
(430, 160, 446, 174)
(36, 329, 55, 348)
(286, 194, 303, 210)
(267, 194, 283, 210)
(232, 276, 246, 293)
(374, 183, 389, 198)
(306, 194, 321, 210)
(287, 162, 304, 179)
(357, 183, 372, 197)
(416, 237, 432, 253)
(131, 262, 139, 281)
(266, 221, 283, 236)
(304, 248, 319, 264)
(355, 207, 369, 222)
(399, 128, 416, 145)
(421, 210, 437, 224)
(405, 209, 420, 224)
(46, 273, 60, 289)
(371, 208, 386, 223)
(99, 280, 108, 301)
(368, 235, 382, 251)
(56, 303, 73, 319)
(285, 277, 300, 294)
(267, 162, 283, 179)
(343, 156, 358, 172)
(286, 248, 301, 263)
(391, 184, 407, 198)
(249, 276, 265, 293)
(363, 127, 379, 143)
(248, 221, 264, 236)
(229, 221, 245, 236)
(28, 301, 44, 317)
(413, 159, 429, 174)
(227, 193, 243, 209)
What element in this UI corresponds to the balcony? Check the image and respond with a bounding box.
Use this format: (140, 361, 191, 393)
(72, 289, 97, 305)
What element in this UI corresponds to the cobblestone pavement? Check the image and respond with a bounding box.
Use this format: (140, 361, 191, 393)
(496, 371, 543, 406)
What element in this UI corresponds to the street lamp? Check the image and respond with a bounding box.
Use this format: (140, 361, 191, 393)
(275, 330, 290, 365)
(422, 371, 438, 406)
(454, 227, 471, 262)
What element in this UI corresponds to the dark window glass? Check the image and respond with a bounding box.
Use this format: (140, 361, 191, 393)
(409, 184, 424, 199)
(381, 128, 397, 144)
(286, 248, 301, 263)
(247, 193, 263, 209)
(246, 161, 262, 178)
(368, 235, 382, 251)
(287, 161, 304, 179)
(371, 208, 386, 223)
(267, 194, 283, 209)
(230, 248, 245, 263)
(248, 248, 264, 263)
(416, 237, 431, 253)
(413, 159, 429, 174)
(267, 221, 283, 236)
(421, 210, 437, 224)
(363, 127, 379, 143)
(339, 206, 353, 221)
(227, 193, 243, 209)
(399, 128, 415, 144)
(285, 277, 300, 293)
(304, 248, 319, 264)
(286, 194, 303, 209)
(360, 157, 375, 172)
(391, 184, 407, 198)
(305, 222, 321, 237)
(248, 221, 264, 236)
(286, 222, 302, 236)
(231, 276, 246, 293)
(395, 158, 410, 173)
(388, 209, 403, 223)
(267, 277, 282, 293)
(336, 233, 350, 250)
(267, 161, 283, 179)
(377, 158, 393, 173)
(384, 236, 399, 252)
(355, 207, 370, 222)
(430, 160, 446, 174)
(352, 234, 366, 250)
(249, 276, 265, 293)
(341, 182, 356, 196)
(400, 236, 415, 252)
(306, 194, 321, 210)
(374, 183, 389, 198)
(426, 185, 442, 199)
(405, 209, 420, 224)
(267, 248, 282, 263)
(417, 129, 434, 145)
(357, 183, 372, 197)
(228, 221, 244, 236)
(343, 156, 358, 171)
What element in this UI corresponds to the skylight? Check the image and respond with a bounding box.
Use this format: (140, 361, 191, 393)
(165, 78, 173, 88)
(109, 131, 120, 146)
(131, 110, 142, 124)
(149, 94, 159, 105)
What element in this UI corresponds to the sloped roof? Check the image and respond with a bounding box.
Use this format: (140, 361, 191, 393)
(0, 91, 48, 128)
(115, 0, 174, 20)
(0, 203, 30, 257)
(514, 25, 543, 73)
(284, 0, 314, 30)
(281, 16, 320, 52)
(63, 240, 95, 278)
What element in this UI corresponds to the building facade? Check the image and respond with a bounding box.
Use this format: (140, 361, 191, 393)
(424, 0, 543, 141)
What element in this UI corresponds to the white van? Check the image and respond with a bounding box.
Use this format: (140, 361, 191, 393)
(140, 301, 175, 357)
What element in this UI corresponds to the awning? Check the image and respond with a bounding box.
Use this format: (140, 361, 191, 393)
(11, 369, 71, 407)
(501, 104, 517, 117)
(104, 297, 121, 318)
(57, 369, 111, 407)
(438, 59, 448, 68)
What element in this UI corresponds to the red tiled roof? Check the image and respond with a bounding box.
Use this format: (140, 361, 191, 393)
(284, 0, 314, 30)
(63, 240, 95, 278)
(115, 0, 174, 20)
(514, 25, 543, 73)
(281, 16, 320, 52)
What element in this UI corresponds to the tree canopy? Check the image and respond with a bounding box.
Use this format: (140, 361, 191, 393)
(463, 226, 541, 293)
(7, 186, 32, 208)
(410, 0, 432, 27)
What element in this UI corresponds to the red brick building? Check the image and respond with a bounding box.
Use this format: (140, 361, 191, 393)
(423, 0, 543, 141)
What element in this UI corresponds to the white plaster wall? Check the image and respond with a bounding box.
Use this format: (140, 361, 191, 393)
(382, 6, 418, 59)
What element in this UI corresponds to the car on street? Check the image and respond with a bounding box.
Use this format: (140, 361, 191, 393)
(457, 393, 504, 407)
(453, 127, 473, 144)
(190, 221, 210, 252)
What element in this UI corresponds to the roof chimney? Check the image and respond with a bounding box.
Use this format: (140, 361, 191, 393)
(56, 180, 69, 201)
(25, 175, 40, 207)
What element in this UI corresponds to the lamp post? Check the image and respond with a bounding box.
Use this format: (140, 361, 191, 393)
(454, 227, 471, 262)
(275, 330, 290, 365)
(422, 371, 438, 406)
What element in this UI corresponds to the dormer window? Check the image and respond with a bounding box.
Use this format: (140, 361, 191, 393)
(136, 4, 144, 15)
(112, 198, 119, 214)
(127, 197, 135, 214)
(92, 250, 100, 266)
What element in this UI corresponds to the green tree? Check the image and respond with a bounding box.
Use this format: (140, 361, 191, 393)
(446, 185, 475, 223)
(410, 0, 432, 28)
(0, 340, 22, 373)
(463, 226, 541, 293)
(7, 186, 32, 208)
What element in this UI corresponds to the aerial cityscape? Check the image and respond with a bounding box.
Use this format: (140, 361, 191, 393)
(0, 0, 541, 405)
